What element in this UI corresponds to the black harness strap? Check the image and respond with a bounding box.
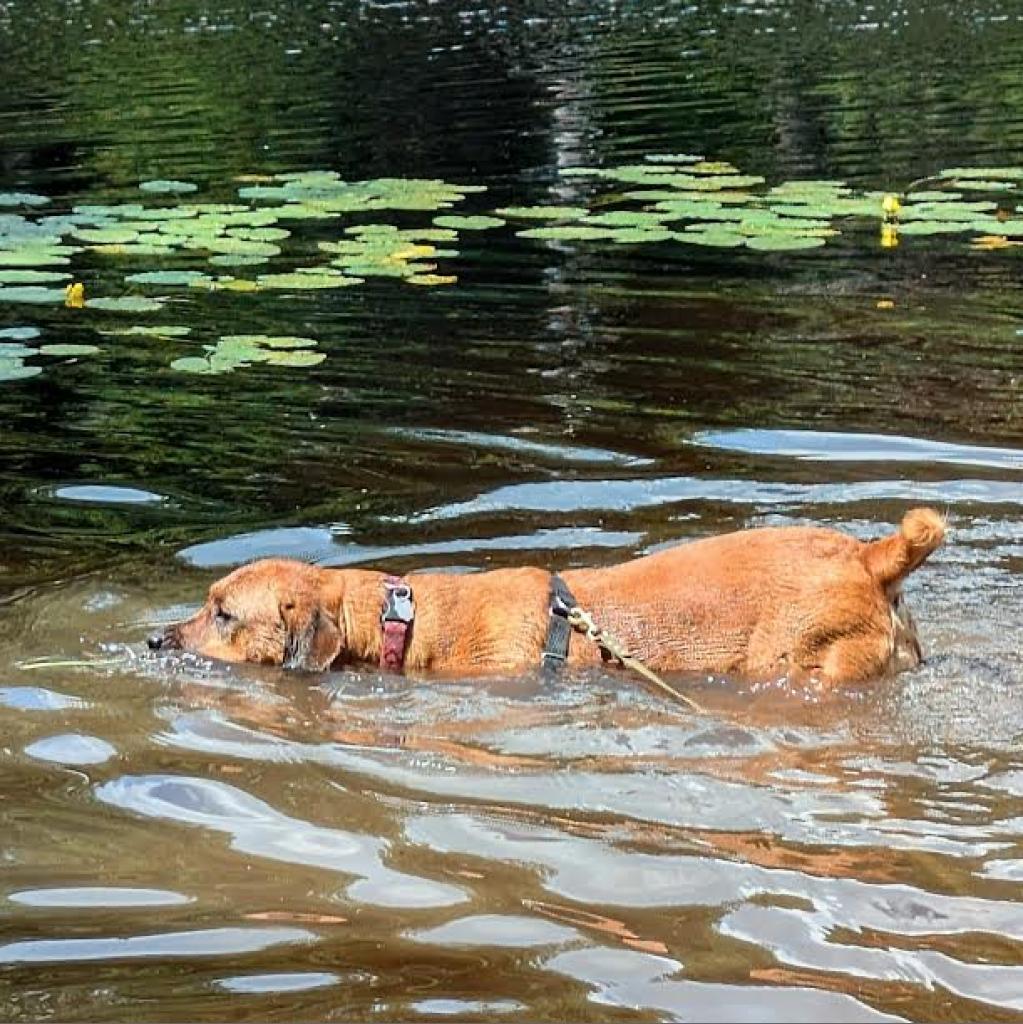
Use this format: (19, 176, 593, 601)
(541, 574, 577, 674)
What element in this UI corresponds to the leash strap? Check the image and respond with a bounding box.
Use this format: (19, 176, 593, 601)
(541, 574, 576, 674)
(380, 575, 414, 672)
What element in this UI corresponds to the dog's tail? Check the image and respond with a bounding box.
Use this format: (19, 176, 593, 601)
(861, 507, 946, 587)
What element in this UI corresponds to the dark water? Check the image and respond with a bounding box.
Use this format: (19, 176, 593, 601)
(4, 2, 1023, 1021)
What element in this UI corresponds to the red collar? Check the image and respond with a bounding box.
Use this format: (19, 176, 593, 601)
(380, 575, 414, 672)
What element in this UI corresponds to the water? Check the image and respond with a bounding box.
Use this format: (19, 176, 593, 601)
(3, 1, 1023, 1020)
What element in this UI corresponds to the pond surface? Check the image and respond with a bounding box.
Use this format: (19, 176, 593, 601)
(3, 1, 1023, 1021)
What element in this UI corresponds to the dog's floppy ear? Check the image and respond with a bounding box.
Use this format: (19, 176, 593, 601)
(280, 597, 342, 671)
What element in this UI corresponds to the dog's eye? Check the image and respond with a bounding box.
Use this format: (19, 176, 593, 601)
(214, 606, 234, 626)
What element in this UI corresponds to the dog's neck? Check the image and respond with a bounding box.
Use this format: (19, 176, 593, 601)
(321, 569, 398, 668)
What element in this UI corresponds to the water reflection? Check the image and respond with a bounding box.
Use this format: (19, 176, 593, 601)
(3, 0, 1023, 1020)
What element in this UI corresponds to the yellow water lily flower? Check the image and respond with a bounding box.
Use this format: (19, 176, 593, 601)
(881, 193, 902, 219)
(876, 299, 895, 309)
(880, 223, 899, 249)
(64, 282, 85, 307)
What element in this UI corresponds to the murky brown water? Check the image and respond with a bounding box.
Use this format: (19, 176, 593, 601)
(4, 1, 1023, 1021)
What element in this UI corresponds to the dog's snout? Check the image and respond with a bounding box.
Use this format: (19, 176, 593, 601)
(147, 626, 178, 652)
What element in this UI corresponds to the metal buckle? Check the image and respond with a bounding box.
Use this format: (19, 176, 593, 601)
(382, 582, 414, 623)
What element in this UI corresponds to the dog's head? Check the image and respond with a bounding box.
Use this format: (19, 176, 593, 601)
(149, 558, 343, 670)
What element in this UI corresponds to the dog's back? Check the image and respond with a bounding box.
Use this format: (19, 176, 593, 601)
(562, 508, 945, 683)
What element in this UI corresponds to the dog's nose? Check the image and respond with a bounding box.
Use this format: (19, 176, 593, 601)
(147, 627, 177, 651)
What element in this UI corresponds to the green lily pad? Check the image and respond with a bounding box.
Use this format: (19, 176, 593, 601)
(432, 215, 505, 230)
(220, 334, 316, 349)
(0, 250, 71, 267)
(406, 273, 457, 286)
(950, 179, 1018, 192)
(191, 276, 258, 292)
(938, 167, 1023, 180)
(170, 355, 218, 374)
(88, 296, 166, 313)
(203, 238, 282, 257)
(0, 358, 41, 380)
(264, 350, 326, 367)
(255, 271, 362, 289)
(609, 228, 675, 244)
(225, 226, 290, 242)
(0, 342, 33, 356)
(140, 179, 199, 194)
(209, 253, 270, 267)
(901, 200, 997, 221)
(0, 270, 71, 284)
(496, 206, 588, 221)
(105, 325, 192, 337)
(91, 243, 178, 258)
(690, 160, 741, 175)
(0, 285, 67, 303)
(72, 228, 141, 245)
(583, 211, 672, 228)
(895, 221, 972, 235)
(0, 325, 41, 339)
(0, 193, 49, 207)
(744, 234, 827, 250)
(124, 270, 210, 286)
(39, 344, 100, 356)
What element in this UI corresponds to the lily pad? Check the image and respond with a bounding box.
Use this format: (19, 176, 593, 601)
(0, 285, 67, 303)
(192, 276, 258, 292)
(744, 234, 827, 250)
(583, 211, 672, 228)
(609, 228, 675, 244)
(0, 326, 41, 340)
(88, 296, 166, 313)
(0, 358, 41, 380)
(209, 253, 270, 267)
(406, 273, 457, 286)
(91, 243, 178, 258)
(39, 344, 100, 356)
(0, 250, 71, 267)
(0, 193, 49, 207)
(432, 215, 505, 230)
(170, 355, 218, 374)
(72, 228, 140, 245)
(220, 334, 316, 349)
(895, 221, 972, 235)
(255, 271, 362, 289)
(140, 179, 199, 194)
(224, 226, 290, 242)
(105, 325, 192, 337)
(0, 270, 72, 284)
(124, 270, 210, 286)
(203, 238, 282, 257)
(939, 167, 1023, 180)
(496, 206, 588, 221)
(264, 350, 326, 367)
(0, 342, 33, 356)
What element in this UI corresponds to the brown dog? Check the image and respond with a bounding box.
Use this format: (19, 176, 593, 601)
(150, 508, 945, 686)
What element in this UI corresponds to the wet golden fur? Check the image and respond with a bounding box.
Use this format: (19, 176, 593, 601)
(153, 508, 945, 686)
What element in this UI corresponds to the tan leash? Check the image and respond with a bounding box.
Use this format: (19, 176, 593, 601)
(564, 605, 706, 714)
